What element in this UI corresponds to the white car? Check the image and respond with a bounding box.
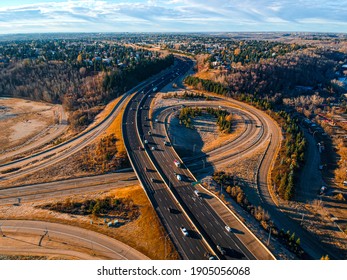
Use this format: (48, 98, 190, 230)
(225, 225, 232, 232)
(194, 190, 201, 197)
(180, 227, 189, 236)
(319, 186, 327, 195)
(151, 146, 155, 151)
(176, 174, 182, 181)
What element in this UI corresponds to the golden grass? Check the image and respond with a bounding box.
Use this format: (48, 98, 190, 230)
(194, 69, 223, 81)
(108, 186, 178, 260)
(97, 95, 131, 155)
(0, 185, 178, 260)
(202, 120, 245, 153)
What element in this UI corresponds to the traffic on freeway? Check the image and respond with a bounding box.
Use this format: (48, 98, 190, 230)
(123, 56, 258, 260)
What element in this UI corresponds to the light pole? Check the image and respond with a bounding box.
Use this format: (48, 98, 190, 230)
(160, 232, 171, 260)
(0, 223, 5, 237)
(193, 144, 196, 153)
(202, 159, 205, 169)
(267, 227, 272, 246)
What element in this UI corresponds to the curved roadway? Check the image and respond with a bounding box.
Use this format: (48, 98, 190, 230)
(0, 220, 149, 260)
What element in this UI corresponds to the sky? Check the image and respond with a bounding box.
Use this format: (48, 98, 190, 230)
(0, 0, 346, 34)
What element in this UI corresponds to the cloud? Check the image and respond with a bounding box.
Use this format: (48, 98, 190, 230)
(0, 0, 346, 33)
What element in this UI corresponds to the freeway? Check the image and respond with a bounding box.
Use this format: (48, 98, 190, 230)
(145, 69, 342, 258)
(0, 72, 167, 183)
(123, 58, 213, 259)
(137, 86, 256, 260)
(0, 220, 149, 260)
(0, 172, 136, 206)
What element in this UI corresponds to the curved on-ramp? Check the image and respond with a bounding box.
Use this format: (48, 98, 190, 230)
(0, 220, 149, 260)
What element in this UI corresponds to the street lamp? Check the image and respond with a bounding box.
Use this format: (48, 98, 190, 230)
(267, 227, 272, 246)
(160, 232, 171, 260)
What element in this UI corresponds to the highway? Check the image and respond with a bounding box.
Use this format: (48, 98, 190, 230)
(123, 58, 212, 259)
(144, 68, 341, 259)
(0, 172, 136, 206)
(137, 84, 256, 259)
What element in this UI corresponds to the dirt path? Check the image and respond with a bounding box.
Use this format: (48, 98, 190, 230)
(0, 98, 68, 162)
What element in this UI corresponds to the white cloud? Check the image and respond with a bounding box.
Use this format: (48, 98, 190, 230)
(0, 0, 346, 33)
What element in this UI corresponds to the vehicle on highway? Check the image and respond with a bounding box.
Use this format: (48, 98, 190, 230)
(153, 87, 157, 92)
(151, 146, 155, 151)
(176, 174, 182, 181)
(344, 181, 347, 186)
(164, 140, 170, 146)
(225, 225, 232, 232)
(148, 131, 152, 135)
(174, 159, 181, 167)
(144, 139, 148, 144)
(144, 167, 149, 172)
(155, 118, 158, 122)
(180, 227, 189, 237)
(204, 252, 217, 260)
(145, 116, 149, 121)
(319, 186, 327, 195)
(319, 165, 324, 170)
(150, 178, 155, 183)
(216, 245, 226, 255)
(194, 190, 201, 197)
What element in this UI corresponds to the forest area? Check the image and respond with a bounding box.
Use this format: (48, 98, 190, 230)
(0, 40, 174, 130)
(185, 41, 347, 200)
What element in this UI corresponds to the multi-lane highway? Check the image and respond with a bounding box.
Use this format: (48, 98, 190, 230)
(122, 57, 263, 260)
(123, 58, 213, 259)
(0, 172, 135, 206)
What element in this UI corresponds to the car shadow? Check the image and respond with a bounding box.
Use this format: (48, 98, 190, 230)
(187, 230, 202, 240)
(200, 193, 213, 200)
(231, 228, 245, 235)
(224, 248, 245, 259)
